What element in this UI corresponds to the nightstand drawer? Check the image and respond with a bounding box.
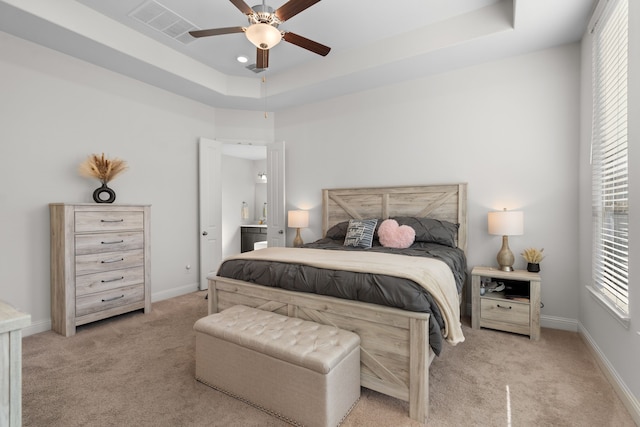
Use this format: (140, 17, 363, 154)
(480, 298, 529, 326)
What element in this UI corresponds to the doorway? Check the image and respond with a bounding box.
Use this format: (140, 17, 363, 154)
(198, 138, 285, 291)
(221, 143, 268, 260)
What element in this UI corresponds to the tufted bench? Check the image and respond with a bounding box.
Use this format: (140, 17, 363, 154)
(194, 305, 361, 427)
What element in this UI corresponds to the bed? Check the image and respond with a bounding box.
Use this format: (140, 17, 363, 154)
(207, 184, 467, 423)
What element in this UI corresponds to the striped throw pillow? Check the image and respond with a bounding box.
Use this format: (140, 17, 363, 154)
(343, 219, 378, 249)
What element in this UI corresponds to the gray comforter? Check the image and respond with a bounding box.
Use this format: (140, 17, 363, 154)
(216, 238, 466, 356)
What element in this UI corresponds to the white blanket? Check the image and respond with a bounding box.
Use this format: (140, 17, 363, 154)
(225, 247, 465, 345)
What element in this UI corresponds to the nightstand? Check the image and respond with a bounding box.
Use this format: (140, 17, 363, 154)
(471, 266, 541, 340)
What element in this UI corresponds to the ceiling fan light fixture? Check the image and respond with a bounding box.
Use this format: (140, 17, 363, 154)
(245, 23, 282, 49)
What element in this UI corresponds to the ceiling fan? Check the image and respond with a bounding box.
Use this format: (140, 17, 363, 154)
(189, 0, 331, 69)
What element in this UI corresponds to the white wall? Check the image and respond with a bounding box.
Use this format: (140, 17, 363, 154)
(0, 32, 271, 334)
(214, 108, 274, 142)
(276, 43, 582, 329)
(578, 1, 640, 412)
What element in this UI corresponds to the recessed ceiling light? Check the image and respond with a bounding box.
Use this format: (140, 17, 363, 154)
(236, 55, 249, 63)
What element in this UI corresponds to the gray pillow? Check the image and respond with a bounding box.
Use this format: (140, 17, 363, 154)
(392, 217, 459, 248)
(326, 219, 382, 240)
(343, 219, 378, 249)
(325, 221, 351, 240)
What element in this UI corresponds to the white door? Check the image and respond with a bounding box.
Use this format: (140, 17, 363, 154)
(267, 141, 286, 247)
(198, 138, 222, 291)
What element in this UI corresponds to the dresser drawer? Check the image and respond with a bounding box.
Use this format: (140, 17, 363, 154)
(76, 266, 144, 297)
(76, 283, 144, 317)
(75, 249, 144, 276)
(75, 211, 144, 233)
(75, 231, 143, 255)
(480, 298, 529, 326)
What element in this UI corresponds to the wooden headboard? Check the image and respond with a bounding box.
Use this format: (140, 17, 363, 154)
(322, 184, 468, 252)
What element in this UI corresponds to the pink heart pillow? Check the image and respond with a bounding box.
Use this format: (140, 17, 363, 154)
(378, 219, 416, 249)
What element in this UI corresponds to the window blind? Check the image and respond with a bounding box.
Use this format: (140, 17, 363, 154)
(591, 0, 629, 314)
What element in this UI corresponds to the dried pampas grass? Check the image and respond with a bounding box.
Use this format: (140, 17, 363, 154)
(79, 153, 128, 183)
(521, 247, 545, 264)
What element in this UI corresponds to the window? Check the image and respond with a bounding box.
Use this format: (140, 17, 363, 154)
(591, 0, 629, 317)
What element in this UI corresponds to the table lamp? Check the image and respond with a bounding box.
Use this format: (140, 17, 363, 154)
(488, 209, 524, 272)
(288, 210, 309, 247)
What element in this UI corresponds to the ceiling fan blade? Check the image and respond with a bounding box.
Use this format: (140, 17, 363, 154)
(256, 48, 269, 69)
(229, 0, 254, 15)
(189, 27, 245, 38)
(275, 0, 322, 22)
(283, 32, 330, 56)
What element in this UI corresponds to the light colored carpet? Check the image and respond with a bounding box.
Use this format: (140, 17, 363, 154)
(22, 291, 635, 426)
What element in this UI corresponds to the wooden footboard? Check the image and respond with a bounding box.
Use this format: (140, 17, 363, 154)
(208, 276, 435, 423)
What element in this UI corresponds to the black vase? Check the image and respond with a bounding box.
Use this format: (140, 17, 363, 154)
(93, 183, 116, 203)
(527, 263, 540, 273)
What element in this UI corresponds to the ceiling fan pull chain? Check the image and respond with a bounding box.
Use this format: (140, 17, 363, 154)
(263, 76, 268, 118)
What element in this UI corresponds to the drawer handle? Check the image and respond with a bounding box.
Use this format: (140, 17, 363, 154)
(102, 294, 125, 302)
(101, 240, 124, 245)
(101, 257, 124, 264)
(496, 304, 512, 310)
(101, 276, 124, 283)
(101, 219, 124, 223)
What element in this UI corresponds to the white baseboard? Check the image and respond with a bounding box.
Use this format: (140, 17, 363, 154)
(151, 282, 200, 302)
(22, 319, 52, 337)
(579, 324, 640, 425)
(540, 314, 578, 332)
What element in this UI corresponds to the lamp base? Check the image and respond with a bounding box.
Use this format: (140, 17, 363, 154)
(496, 235, 515, 272)
(293, 228, 303, 247)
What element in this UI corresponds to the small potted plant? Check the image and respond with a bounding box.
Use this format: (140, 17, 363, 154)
(79, 153, 128, 203)
(521, 248, 544, 272)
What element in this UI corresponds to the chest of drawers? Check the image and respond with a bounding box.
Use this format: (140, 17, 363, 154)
(50, 204, 151, 336)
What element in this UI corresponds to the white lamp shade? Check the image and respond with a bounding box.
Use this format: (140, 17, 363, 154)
(488, 210, 523, 236)
(288, 210, 309, 228)
(245, 23, 282, 49)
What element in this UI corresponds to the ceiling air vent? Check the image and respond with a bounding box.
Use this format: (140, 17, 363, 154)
(129, 0, 199, 45)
